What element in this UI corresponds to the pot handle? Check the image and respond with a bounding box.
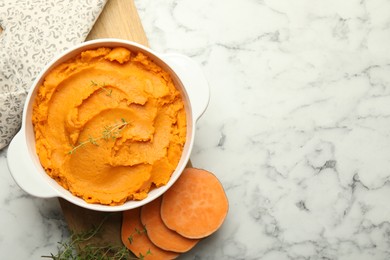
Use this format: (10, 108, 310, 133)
(7, 132, 58, 198)
(161, 53, 210, 121)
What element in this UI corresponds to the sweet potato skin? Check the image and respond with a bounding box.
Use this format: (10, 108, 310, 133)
(160, 168, 229, 239)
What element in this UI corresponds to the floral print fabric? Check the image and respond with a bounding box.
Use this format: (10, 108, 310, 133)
(0, 0, 107, 149)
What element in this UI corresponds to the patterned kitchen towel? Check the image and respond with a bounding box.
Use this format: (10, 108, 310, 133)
(0, 0, 107, 149)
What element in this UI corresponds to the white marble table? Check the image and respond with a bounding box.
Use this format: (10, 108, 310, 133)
(2, 0, 390, 259)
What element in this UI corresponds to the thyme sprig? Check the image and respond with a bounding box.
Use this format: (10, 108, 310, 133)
(68, 118, 129, 155)
(41, 215, 150, 260)
(128, 226, 147, 245)
(127, 226, 151, 259)
(138, 249, 152, 259)
(91, 80, 112, 97)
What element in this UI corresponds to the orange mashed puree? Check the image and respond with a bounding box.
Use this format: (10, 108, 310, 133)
(32, 47, 186, 205)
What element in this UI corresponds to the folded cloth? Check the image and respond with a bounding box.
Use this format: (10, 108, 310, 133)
(0, 0, 107, 150)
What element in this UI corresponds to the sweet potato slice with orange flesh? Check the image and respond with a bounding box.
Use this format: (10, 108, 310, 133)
(161, 168, 229, 239)
(141, 196, 200, 252)
(121, 208, 179, 259)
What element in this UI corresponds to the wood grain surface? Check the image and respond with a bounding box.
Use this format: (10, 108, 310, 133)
(86, 0, 148, 46)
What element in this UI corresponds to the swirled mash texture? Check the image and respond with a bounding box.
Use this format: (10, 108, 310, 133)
(32, 47, 186, 205)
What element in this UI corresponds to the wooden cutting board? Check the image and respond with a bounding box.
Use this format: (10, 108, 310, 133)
(59, 0, 192, 251)
(86, 0, 148, 46)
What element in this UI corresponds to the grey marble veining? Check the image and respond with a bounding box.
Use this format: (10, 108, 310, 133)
(2, 0, 390, 259)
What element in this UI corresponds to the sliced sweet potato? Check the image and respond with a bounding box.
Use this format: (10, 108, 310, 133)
(121, 208, 179, 259)
(141, 196, 199, 253)
(161, 168, 229, 239)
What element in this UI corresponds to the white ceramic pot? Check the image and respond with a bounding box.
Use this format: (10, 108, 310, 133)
(6, 38, 209, 212)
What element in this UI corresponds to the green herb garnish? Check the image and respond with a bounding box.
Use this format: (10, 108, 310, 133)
(41, 215, 150, 260)
(68, 118, 129, 155)
(91, 80, 113, 97)
(127, 226, 147, 245)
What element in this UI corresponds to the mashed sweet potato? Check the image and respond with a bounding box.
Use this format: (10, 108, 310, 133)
(32, 47, 187, 205)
